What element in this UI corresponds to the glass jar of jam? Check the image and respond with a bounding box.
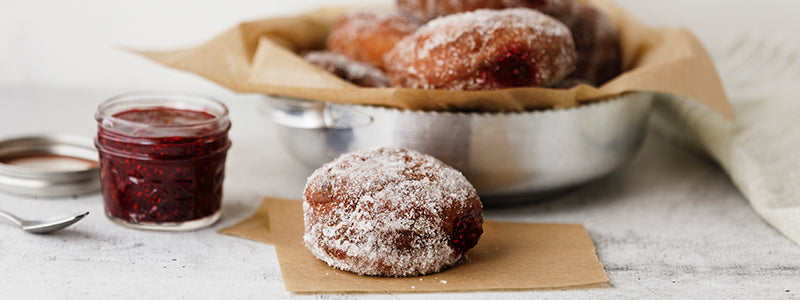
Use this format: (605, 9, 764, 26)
(95, 92, 231, 231)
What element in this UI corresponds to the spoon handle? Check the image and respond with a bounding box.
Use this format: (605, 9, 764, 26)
(0, 210, 24, 227)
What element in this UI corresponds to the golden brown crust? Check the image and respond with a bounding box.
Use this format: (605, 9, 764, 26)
(397, 0, 577, 24)
(567, 3, 622, 86)
(326, 9, 421, 71)
(302, 51, 391, 87)
(303, 147, 483, 277)
(384, 8, 576, 90)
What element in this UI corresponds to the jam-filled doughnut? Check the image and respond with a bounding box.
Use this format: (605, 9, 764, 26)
(567, 3, 622, 85)
(303, 51, 390, 88)
(397, 0, 577, 24)
(384, 8, 577, 90)
(326, 9, 421, 70)
(550, 77, 591, 89)
(303, 147, 484, 277)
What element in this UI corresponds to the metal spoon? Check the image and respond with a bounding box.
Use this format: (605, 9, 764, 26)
(0, 210, 89, 234)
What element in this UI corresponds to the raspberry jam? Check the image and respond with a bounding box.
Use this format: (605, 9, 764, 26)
(482, 44, 540, 89)
(95, 93, 231, 231)
(450, 212, 483, 253)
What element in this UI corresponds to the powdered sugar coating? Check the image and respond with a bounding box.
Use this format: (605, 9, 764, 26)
(327, 9, 421, 70)
(384, 8, 576, 90)
(303, 51, 390, 87)
(303, 147, 483, 277)
(397, 0, 577, 24)
(566, 3, 622, 85)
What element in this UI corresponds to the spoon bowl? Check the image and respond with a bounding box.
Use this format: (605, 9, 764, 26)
(0, 210, 89, 234)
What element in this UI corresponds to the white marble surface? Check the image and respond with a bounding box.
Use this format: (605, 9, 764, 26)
(1, 88, 798, 299)
(1, 0, 800, 298)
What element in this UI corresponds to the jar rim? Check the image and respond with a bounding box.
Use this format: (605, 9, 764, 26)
(96, 91, 230, 130)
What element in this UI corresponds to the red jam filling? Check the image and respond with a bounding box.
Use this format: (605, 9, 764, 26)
(114, 108, 215, 125)
(96, 108, 230, 224)
(483, 44, 540, 89)
(450, 212, 483, 252)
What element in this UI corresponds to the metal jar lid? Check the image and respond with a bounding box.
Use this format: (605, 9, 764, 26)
(0, 135, 100, 197)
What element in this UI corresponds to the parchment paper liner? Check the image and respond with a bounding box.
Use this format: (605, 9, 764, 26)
(220, 197, 610, 293)
(137, 0, 733, 119)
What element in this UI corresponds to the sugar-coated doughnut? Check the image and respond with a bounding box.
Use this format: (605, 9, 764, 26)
(326, 9, 421, 70)
(550, 77, 591, 89)
(384, 8, 576, 90)
(567, 3, 622, 85)
(303, 147, 484, 277)
(397, 0, 577, 24)
(303, 51, 390, 88)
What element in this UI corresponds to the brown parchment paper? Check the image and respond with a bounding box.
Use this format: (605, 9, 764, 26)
(136, 0, 733, 119)
(220, 197, 609, 293)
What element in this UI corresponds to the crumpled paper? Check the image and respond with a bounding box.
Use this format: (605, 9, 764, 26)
(135, 0, 733, 118)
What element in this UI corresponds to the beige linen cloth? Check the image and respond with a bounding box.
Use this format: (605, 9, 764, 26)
(652, 33, 800, 245)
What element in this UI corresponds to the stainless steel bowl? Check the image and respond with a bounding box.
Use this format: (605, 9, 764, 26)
(264, 92, 652, 204)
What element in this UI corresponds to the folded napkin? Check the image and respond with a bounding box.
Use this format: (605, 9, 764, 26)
(651, 33, 800, 245)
